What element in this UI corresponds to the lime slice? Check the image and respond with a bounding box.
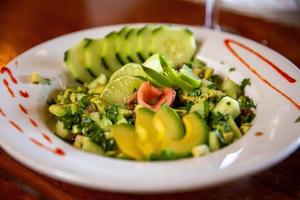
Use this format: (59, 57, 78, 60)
(101, 76, 143, 106)
(109, 63, 147, 81)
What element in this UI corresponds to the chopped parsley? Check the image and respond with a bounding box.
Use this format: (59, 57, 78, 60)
(240, 78, 251, 91)
(207, 83, 217, 89)
(295, 116, 300, 123)
(229, 67, 235, 72)
(188, 88, 201, 97)
(238, 96, 256, 110)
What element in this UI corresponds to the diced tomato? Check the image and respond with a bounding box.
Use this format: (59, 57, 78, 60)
(137, 81, 176, 111)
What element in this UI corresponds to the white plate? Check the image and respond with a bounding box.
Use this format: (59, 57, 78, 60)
(0, 23, 299, 193)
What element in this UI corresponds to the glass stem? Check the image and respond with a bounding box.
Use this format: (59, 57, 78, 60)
(205, 0, 220, 30)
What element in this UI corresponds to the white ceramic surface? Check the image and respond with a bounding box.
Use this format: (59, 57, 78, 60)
(0, 23, 299, 193)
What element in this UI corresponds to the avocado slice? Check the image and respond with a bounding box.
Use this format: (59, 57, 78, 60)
(135, 107, 162, 157)
(159, 55, 194, 91)
(142, 54, 175, 87)
(112, 124, 145, 160)
(157, 112, 209, 157)
(153, 104, 185, 141)
(179, 64, 201, 88)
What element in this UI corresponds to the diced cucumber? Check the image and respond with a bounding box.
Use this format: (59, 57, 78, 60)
(213, 96, 241, 119)
(209, 131, 221, 152)
(151, 26, 196, 66)
(84, 39, 111, 77)
(190, 100, 209, 119)
(64, 39, 94, 83)
(227, 116, 243, 140)
(55, 121, 71, 139)
(191, 145, 210, 157)
(221, 79, 242, 99)
(73, 135, 104, 155)
(222, 131, 234, 144)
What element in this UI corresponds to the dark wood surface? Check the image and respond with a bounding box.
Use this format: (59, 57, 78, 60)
(0, 0, 299, 199)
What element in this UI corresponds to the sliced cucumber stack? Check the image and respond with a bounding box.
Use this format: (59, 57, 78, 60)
(151, 26, 196, 66)
(64, 25, 197, 83)
(64, 39, 95, 83)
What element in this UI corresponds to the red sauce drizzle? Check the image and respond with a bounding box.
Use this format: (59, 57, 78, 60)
(30, 137, 65, 156)
(19, 90, 29, 98)
(18, 104, 28, 115)
(3, 78, 15, 97)
(29, 118, 38, 127)
(54, 148, 65, 156)
(1, 67, 18, 84)
(0, 108, 6, 116)
(41, 132, 52, 143)
(255, 132, 263, 136)
(9, 120, 23, 133)
(224, 39, 296, 83)
(224, 39, 300, 110)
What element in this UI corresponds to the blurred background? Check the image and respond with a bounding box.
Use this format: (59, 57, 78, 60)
(1, 0, 300, 66)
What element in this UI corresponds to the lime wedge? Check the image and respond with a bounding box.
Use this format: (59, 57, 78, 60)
(109, 63, 146, 81)
(101, 76, 143, 106)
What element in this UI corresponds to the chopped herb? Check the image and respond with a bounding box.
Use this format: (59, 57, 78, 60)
(210, 75, 223, 88)
(238, 96, 256, 110)
(236, 110, 256, 124)
(185, 101, 193, 112)
(105, 105, 119, 123)
(240, 78, 251, 91)
(207, 83, 217, 89)
(188, 88, 201, 97)
(229, 67, 235, 72)
(295, 116, 300, 123)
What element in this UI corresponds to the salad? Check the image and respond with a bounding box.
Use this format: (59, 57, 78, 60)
(47, 25, 256, 161)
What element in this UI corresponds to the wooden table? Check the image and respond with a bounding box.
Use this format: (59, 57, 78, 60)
(0, 0, 299, 199)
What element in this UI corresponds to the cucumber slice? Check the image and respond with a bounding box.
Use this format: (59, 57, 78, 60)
(152, 26, 196, 66)
(84, 39, 111, 77)
(64, 39, 94, 83)
(126, 28, 142, 63)
(116, 27, 132, 65)
(102, 31, 123, 73)
(137, 25, 158, 62)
